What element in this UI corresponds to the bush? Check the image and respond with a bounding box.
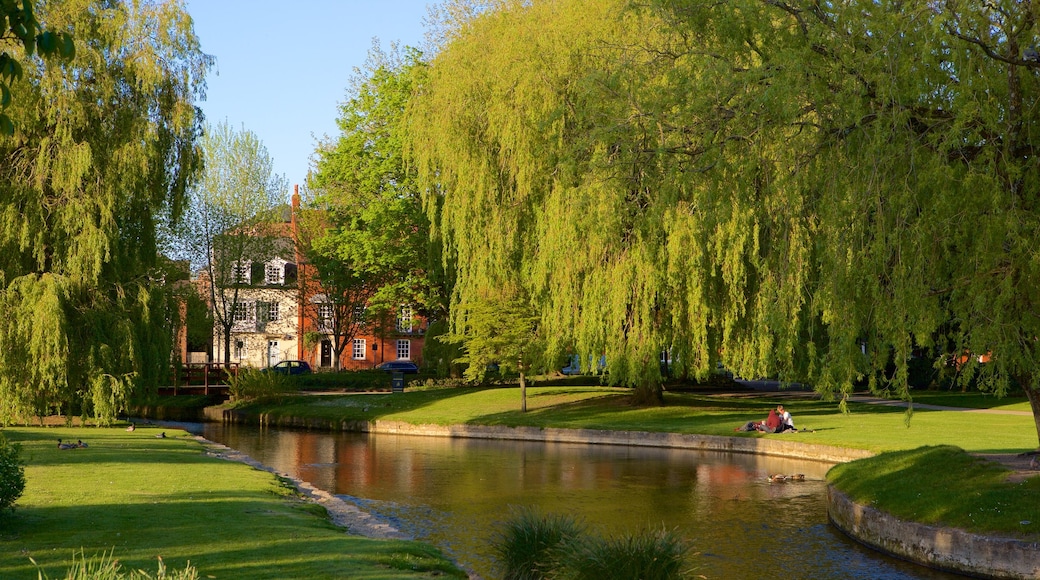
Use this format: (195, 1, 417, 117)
(491, 508, 693, 580)
(37, 550, 198, 580)
(225, 368, 292, 402)
(558, 528, 691, 580)
(490, 506, 585, 580)
(0, 431, 26, 512)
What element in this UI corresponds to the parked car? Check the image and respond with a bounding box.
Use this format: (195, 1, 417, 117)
(561, 355, 607, 375)
(376, 360, 419, 374)
(266, 360, 312, 376)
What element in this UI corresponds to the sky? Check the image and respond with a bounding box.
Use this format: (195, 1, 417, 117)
(184, 1, 432, 198)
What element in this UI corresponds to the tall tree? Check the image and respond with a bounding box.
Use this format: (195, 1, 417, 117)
(294, 207, 372, 370)
(0, 0, 210, 424)
(308, 43, 446, 327)
(0, 0, 74, 134)
(177, 121, 287, 365)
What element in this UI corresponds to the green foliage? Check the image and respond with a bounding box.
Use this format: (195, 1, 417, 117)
(37, 550, 198, 580)
(175, 120, 288, 364)
(828, 446, 1040, 535)
(423, 320, 464, 378)
(491, 507, 692, 580)
(0, 0, 209, 425)
(408, 0, 1040, 441)
(308, 41, 447, 325)
(0, 432, 25, 512)
(443, 288, 542, 383)
(558, 528, 691, 580)
(0, 1, 74, 135)
(490, 506, 585, 580)
(225, 368, 292, 402)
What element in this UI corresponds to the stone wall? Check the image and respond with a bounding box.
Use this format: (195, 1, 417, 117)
(828, 486, 1040, 579)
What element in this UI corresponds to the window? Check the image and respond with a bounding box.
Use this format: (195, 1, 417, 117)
(233, 301, 253, 323)
(396, 306, 413, 333)
(352, 339, 366, 360)
(233, 261, 250, 284)
(396, 339, 410, 360)
(265, 263, 282, 285)
(256, 301, 279, 324)
(318, 303, 334, 331)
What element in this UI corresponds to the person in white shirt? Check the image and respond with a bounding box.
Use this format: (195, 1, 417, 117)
(776, 404, 796, 432)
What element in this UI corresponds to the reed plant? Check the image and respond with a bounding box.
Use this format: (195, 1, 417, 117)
(491, 508, 692, 580)
(490, 506, 585, 579)
(225, 367, 292, 402)
(556, 528, 691, 580)
(36, 550, 198, 580)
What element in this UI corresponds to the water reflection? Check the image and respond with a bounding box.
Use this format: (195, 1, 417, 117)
(193, 423, 960, 579)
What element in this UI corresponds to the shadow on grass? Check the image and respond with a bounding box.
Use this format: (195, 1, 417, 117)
(234, 385, 495, 423)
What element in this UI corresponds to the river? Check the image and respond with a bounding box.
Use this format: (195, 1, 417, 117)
(184, 422, 962, 579)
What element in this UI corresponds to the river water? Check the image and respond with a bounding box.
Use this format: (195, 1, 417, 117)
(186, 422, 962, 579)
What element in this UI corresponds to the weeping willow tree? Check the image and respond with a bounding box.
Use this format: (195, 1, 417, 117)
(0, 0, 209, 424)
(412, 0, 1040, 444)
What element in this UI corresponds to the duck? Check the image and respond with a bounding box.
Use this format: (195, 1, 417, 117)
(768, 474, 787, 483)
(156, 431, 166, 439)
(57, 439, 76, 450)
(76, 440, 88, 448)
(126, 422, 135, 432)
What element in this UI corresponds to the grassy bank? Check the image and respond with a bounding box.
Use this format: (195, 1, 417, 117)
(828, 445, 1040, 537)
(229, 385, 1039, 454)
(0, 426, 465, 580)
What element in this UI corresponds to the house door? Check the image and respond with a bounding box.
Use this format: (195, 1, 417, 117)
(267, 340, 281, 367)
(320, 339, 332, 368)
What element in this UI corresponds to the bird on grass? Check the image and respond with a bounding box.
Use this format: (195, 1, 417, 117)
(126, 422, 135, 432)
(156, 432, 166, 439)
(76, 440, 88, 448)
(57, 439, 76, 450)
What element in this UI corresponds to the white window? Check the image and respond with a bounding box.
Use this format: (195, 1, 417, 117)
(396, 339, 410, 360)
(396, 306, 413, 333)
(233, 301, 253, 323)
(352, 339, 366, 360)
(318, 303, 334, 331)
(265, 263, 283, 285)
(233, 261, 250, 284)
(256, 301, 279, 323)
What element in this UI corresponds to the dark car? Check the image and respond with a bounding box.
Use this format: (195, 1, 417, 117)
(267, 360, 312, 376)
(375, 360, 419, 374)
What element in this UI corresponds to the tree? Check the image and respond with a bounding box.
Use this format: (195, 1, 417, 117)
(409, 0, 679, 403)
(444, 286, 541, 411)
(295, 207, 372, 370)
(0, 1, 74, 135)
(0, 0, 210, 425)
(177, 121, 288, 365)
(409, 0, 1040, 445)
(308, 42, 447, 328)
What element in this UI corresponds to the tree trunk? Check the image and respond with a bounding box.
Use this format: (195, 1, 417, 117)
(222, 324, 232, 365)
(1022, 381, 1040, 450)
(519, 357, 527, 413)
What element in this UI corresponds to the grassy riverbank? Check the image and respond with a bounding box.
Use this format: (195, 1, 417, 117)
(0, 426, 465, 580)
(222, 384, 1040, 542)
(229, 385, 1039, 454)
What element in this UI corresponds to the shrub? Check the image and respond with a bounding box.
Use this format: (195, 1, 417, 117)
(0, 431, 26, 512)
(490, 506, 585, 580)
(225, 368, 292, 402)
(37, 550, 198, 580)
(558, 528, 691, 580)
(491, 508, 694, 580)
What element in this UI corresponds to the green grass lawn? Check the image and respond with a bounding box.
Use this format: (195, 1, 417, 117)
(234, 385, 1040, 454)
(0, 426, 465, 580)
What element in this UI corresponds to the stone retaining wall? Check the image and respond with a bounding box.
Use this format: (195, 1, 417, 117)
(828, 486, 1040, 579)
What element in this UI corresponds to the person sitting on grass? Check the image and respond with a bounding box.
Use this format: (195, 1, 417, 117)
(735, 409, 782, 433)
(775, 404, 797, 433)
